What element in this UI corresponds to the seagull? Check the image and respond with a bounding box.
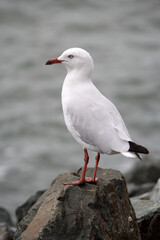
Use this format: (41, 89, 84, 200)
(46, 47, 149, 185)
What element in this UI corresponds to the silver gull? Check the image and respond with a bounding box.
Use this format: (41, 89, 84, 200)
(46, 48, 149, 185)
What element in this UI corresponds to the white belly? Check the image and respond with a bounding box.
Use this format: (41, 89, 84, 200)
(62, 97, 102, 153)
(61, 80, 130, 156)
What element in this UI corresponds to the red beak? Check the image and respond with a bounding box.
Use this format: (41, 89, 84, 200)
(45, 58, 63, 65)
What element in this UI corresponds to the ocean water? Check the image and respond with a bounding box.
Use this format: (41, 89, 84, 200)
(0, 0, 160, 221)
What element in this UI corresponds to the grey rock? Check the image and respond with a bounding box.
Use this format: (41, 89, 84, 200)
(0, 207, 14, 240)
(16, 190, 45, 223)
(150, 178, 160, 203)
(131, 198, 160, 240)
(14, 168, 141, 240)
(131, 198, 160, 222)
(127, 182, 155, 198)
(0, 208, 13, 227)
(125, 151, 160, 184)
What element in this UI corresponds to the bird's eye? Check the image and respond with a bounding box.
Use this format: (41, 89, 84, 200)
(68, 55, 74, 59)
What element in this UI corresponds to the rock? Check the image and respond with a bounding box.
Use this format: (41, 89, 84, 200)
(129, 178, 160, 239)
(16, 190, 45, 223)
(131, 198, 160, 240)
(127, 182, 155, 198)
(0, 207, 15, 240)
(0, 208, 13, 227)
(14, 168, 141, 240)
(131, 198, 160, 222)
(125, 151, 160, 184)
(150, 178, 160, 203)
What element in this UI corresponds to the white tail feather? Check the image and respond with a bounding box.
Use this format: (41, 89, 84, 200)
(121, 152, 137, 158)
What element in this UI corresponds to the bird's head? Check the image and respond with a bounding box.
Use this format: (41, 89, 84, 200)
(46, 47, 94, 78)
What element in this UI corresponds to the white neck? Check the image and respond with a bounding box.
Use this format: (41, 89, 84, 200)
(63, 62, 93, 85)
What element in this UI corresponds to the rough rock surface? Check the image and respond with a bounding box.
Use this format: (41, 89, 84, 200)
(127, 182, 155, 198)
(150, 178, 160, 203)
(14, 168, 141, 240)
(16, 190, 45, 223)
(0, 207, 15, 240)
(125, 151, 160, 184)
(131, 198, 160, 240)
(129, 177, 160, 240)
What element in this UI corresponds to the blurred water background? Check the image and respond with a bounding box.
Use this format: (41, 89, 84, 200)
(0, 0, 160, 221)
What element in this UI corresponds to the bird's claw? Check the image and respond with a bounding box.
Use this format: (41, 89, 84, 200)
(85, 177, 98, 184)
(63, 180, 85, 186)
(63, 177, 98, 186)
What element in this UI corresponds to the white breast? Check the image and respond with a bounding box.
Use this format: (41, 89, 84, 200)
(61, 80, 102, 152)
(61, 74, 132, 156)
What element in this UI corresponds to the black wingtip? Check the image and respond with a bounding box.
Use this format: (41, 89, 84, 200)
(129, 141, 149, 154)
(135, 152, 143, 161)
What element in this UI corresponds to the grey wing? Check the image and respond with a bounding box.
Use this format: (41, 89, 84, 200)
(67, 95, 131, 154)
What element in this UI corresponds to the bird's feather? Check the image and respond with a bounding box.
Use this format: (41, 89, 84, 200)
(62, 81, 131, 155)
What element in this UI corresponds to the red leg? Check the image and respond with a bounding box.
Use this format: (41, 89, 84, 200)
(85, 153, 100, 184)
(63, 149, 89, 186)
